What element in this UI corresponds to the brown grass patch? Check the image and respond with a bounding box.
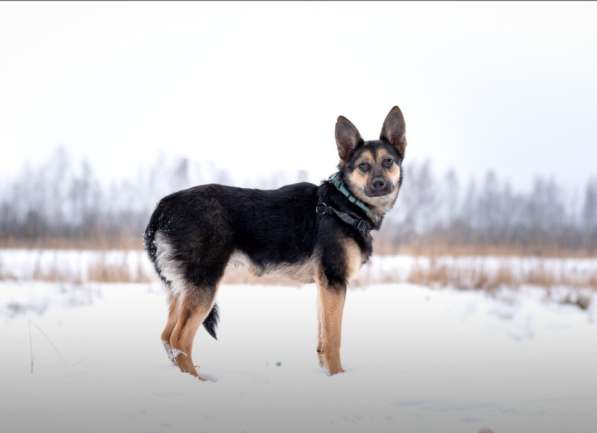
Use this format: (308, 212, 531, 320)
(373, 238, 597, 258)
(86, 255, 152, 283)
(404, 257, 597, 291)
(0, 235, 143, 251)
(0, 252, 153, 284)
(2, 247, 597, 292)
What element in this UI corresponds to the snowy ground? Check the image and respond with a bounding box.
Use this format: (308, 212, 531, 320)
(1, 280, 596, 433)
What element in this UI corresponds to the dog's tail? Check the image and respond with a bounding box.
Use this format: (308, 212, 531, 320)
(203, 303, 219, 340)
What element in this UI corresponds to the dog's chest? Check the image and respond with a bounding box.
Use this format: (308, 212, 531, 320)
(343, 238, 364, 282)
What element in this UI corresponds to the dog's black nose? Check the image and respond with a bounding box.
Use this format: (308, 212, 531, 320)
(372, 177, 387, 190)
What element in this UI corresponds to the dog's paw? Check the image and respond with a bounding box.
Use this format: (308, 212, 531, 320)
(326, 367, 346, 376)
(162, 340, 176, 364)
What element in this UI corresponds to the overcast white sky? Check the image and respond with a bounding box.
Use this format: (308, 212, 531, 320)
(1, 1, 596, 189)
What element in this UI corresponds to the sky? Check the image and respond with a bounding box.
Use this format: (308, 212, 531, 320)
(1, 1, 596, 190)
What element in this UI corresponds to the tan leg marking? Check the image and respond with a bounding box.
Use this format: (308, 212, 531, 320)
(161, 295, 179, 364)
(316, 272, 346, 375)
(316, 295, 324, 366)
(168, 292, 215, 380)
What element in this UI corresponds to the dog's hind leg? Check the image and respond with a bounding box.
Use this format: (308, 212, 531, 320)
(161, 295, 179, 364)
(169, 289, 217, 380)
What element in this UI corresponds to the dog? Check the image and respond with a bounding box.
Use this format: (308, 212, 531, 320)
(144, 106, 407, 379)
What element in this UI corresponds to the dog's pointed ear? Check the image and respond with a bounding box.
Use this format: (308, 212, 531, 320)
(335, 115, 363, 162)
(380, 106, 406, 157)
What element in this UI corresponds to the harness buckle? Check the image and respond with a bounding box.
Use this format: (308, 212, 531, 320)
(316, 202, 329, 215)
(356, 219, 370, 234)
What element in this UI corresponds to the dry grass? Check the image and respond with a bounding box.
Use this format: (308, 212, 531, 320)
(2, 247, 593, 313)
(0, 253, 153, 284)
(405, 260, 513, 292)
(1, 247, 597, 296)
(86, 256, 152, 283)
(405, 257, 597, 291)
(373, 238, 597, 258)
(0, 235, 143, 251)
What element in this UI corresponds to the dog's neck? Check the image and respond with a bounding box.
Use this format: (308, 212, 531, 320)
(328, 172, 385, 226)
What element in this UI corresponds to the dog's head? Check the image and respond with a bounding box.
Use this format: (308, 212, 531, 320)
(335, 106, 407, 215)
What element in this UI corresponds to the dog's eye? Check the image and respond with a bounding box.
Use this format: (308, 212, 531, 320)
(382, 158, 394, 169)
(358, 162, 371, 173)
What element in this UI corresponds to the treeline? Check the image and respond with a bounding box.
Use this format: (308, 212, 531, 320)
(384, 160, 597, 253)
(0, 148, 308, 247)
(1, 148, 596, 253)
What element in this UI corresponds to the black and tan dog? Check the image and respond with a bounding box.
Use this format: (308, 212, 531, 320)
(144, 106, 407, 379)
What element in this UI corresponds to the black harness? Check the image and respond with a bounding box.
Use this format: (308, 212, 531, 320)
(316, 173, 381, 239)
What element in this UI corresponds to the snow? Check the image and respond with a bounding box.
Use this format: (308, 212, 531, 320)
(1, 280, 596, 433)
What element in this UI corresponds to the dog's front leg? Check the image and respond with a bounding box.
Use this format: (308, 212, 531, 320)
(316, 276, 346, 375)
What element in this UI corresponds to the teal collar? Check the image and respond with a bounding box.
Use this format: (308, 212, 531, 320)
(328, 172, 379, 224)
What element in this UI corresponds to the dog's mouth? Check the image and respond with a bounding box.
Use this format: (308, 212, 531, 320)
(364, 184, 394, 197)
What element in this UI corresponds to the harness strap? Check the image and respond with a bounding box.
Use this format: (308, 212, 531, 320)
(316, 201, 373, 238)
(328, 172, 378, 223)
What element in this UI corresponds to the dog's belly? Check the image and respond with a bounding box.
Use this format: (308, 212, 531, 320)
(228, 251, 316, 283)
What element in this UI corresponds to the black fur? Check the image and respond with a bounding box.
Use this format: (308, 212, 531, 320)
(202, 304, 219, 340)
